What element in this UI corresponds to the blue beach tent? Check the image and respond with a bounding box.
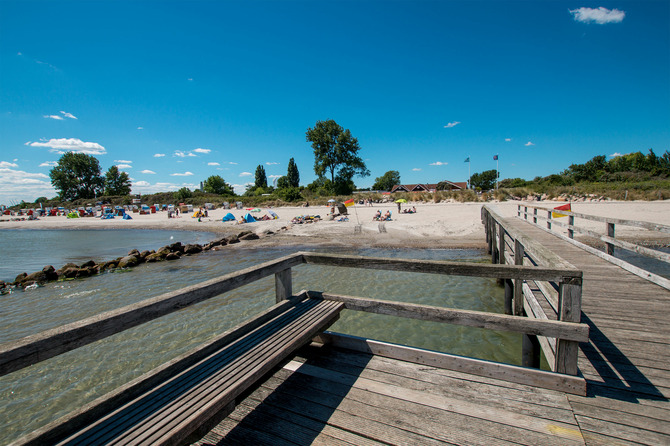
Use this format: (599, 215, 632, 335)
(243, 213, 256, 223)
(123, 214, 132, 220)
(222, 212, 235, 222)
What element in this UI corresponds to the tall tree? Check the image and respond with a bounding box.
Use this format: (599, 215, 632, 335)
(286, 157, 300, 187)
(203, 175, 234, 195)
(104, 165, 132, 196)
(469, 170, 498, 191)
(255, 165, 267, 188)
(306, 119, 369, 184)
(49, 152, 103, 201)
(372, 170, 401, 191)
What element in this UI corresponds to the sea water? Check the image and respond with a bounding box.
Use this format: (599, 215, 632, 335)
(0, 229, 516, 444)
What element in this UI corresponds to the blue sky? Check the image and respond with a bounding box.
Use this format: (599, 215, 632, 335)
(1, 0, 668, 204)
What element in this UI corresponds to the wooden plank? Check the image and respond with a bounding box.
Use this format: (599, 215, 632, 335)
(315, 291, 589, 342)
(316, 332, 587, 395)
(300, 251, 582, 282)
(0, 253, 305, 376)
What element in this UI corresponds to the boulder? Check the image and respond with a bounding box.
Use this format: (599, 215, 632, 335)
(239, 232, 259, 241)
(165, 252, 181, 261)
(128, 249, 140, 257)
(80, 260, 97, 268)
(118, 255, 140, 268)
(227, 235, 240, 244)
(13, 272, 27, 285)
(184, 244, 203, 255)
(60, 267, 80, 279)
(168, 242, 184, 253)
(99, 260, 119, 271)
(157, 246, 172, 255)
(19, 270, 49, 285)
(237, 230, 252, 238)
(146, 252, 167, 262)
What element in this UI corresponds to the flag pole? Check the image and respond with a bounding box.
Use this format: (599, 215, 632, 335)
(468, 156, 471, 189)
(496, 154, 499, 190)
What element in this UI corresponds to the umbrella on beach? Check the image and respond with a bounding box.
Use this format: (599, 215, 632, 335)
(395, 199, 407, 203)
(327, 199, 336, 203)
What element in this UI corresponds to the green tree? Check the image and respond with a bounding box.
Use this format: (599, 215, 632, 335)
(203, 175, 234, 195)
(174, 187, 192, 201)
(286, 157, 300, 187)
(372, 170, 400, 191)
(306, 119, 369, 185)
(469, 170, 498, 191)
(49, 152, 103, 201)
(34, 196, 49, 204)
(255, 165, 267, 188)
(104, 165, 132, 196)
(276, 176, 290, 189)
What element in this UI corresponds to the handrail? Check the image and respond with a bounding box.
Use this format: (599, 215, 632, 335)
(481, 204, 583, 376)
(517, 203, 670, 290)
(0, 247, 588, 384)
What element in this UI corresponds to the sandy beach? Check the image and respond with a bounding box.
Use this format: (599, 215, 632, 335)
(2, 200, 670, 249)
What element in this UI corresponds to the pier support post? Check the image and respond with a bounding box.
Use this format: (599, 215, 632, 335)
(522, 333, 541, 369)
(504, 279, 513, 315)
(607, 222, 615, 255)
(513, 240, 525, 316)
(275, 268, 292, 303)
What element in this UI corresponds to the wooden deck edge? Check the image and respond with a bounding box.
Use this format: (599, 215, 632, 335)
(315, 332, 587, 396)
(10, 296, 311, 446)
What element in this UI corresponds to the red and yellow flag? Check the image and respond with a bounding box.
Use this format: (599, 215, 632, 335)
(344, 199, 355, 207)
(552, 203, 571, 218)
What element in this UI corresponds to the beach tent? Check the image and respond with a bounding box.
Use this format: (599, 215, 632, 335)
(122, 214, 132, 220)
(101, 214, 114, 219)
(67, 211, 79, 219)
(268, 210, 279, 219)
(243, 213, 256, 223)
(222, 213, 235, 222)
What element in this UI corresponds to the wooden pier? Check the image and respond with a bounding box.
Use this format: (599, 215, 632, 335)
(2, 204, 669, 445)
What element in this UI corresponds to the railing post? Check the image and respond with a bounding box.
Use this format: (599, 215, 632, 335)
(547, 210, 552, 230)
(522, 333, 541, 369)
(555, 279, 582, 375)
(533, 208, 537, 224)
(517, 205, 520, 217)
(504, 279, 513, 315)
(568, 215, 574, 239)
(497, 224, 505, 264)
(513, 239, 525, 316)
(524, 206, 528, 220)
(607, 222, 615, 255)
(486, 214, 492, 255)
(275, 268, 292, 303)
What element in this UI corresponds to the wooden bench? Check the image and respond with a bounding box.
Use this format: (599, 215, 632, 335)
(14, 296, 343, 446)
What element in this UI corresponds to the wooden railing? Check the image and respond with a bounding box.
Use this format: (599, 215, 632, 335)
(0, 250, 589, 397)
(517, 203, 670, 289)
(481, 205, 584, 378)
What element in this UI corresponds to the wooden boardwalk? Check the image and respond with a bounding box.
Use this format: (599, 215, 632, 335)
(191, 217, 670, 446)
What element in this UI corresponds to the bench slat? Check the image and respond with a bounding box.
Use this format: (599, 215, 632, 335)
(54, 298, 342, 446)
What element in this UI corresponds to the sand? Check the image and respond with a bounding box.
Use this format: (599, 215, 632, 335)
(3, 200, 670, 250)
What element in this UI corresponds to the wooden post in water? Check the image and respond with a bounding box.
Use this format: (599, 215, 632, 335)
(555, 279, 582, 375)
(607, 222, 615, 255)
(513, 239, 525, 316)
(568, 215, 575, 239)
(275, 268, 292, 303)
(547, 210, 552, 230)
(497, 224, 505, 265)
(504, 279, 513, 315)
(522, 333, 541, 369)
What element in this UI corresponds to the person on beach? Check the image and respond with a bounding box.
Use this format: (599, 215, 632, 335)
(373, 210, 382, 221)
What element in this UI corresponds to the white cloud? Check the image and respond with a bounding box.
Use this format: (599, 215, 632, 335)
(525, 141, 535, 146)
(443, 121, 461, 128)
(229, 162, 238, 165)
(26, 138, 106, 155)
(141, 169, 156, 174)
(208, 162, 220, 166)
(153, 153, 166, 158)
(174, 150, 196, 158)
(44, 115, 64, 120)
(114, 159, 133, 164)
(570, 7, 625, 24)
(505, 138, 512, 142)
(60, 111, 77, 119)
(131, 181, 196, 194)
(135, 181, 151, 187)
(268, 174, 281, 179)
(266, 162, 279, 165)
(0, 167, 55, 204)
(412, 168, 422, 171)
(137, 127, 144, 130)
(239, 172, 252, 177)
(188, 78, 194, 81)
(0, 161, 19, 168)
(171, 171, 194, 176)
(193, 148, 211, 154)
(116, 164, 132, 169)
(429, 161, 448, 166)
(39, 161, 57, 167)
(609, 152, 623, 158)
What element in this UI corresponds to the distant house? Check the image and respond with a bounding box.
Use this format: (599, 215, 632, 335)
(390, 181, 467, 193)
